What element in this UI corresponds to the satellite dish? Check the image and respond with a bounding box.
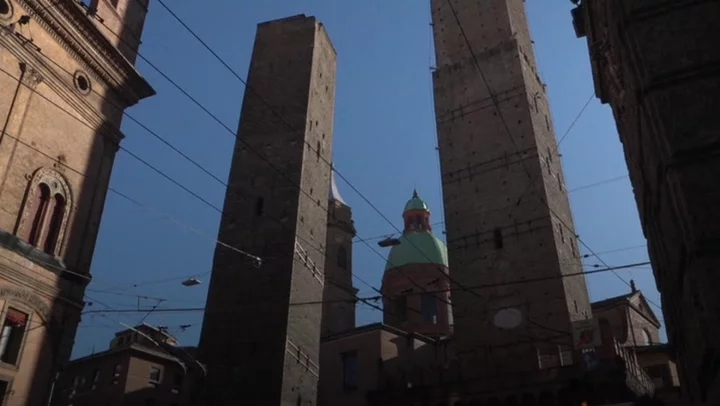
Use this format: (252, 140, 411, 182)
(493, 308, 523, 330)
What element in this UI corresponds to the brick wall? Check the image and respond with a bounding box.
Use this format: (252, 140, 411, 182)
(198, 15, 336, 405)
(430, 0, 591, 375)
(0, 1, 152, 404)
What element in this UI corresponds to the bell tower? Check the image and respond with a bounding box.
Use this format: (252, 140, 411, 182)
(321, 172, 357, 337)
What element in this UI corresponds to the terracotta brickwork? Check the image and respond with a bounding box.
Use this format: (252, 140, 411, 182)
(197, 15, 337, 405)
(430, 0, 591, 375)
(0, 0, 153, 404)
(572, 0, 720, 403)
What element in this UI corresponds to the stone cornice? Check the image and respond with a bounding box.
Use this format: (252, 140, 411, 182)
(0, 31, 125, 143)
(17, 0, 155, 106)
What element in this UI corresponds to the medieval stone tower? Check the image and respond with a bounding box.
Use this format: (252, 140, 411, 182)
(321, 173, 356, 337)
(431, 0, 592, 374)
(0, 0, 153, 404)
(198, 15, 336, 405)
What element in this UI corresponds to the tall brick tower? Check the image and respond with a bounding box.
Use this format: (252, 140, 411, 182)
(198, 15, 336, 405)
(321, 172, 356, 337)
(431, 0, 592, 374)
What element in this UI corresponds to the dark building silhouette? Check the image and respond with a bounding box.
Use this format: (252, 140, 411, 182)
(0, 0, 154, 404)
(570, 0, 720, 404)
(51, 324, 202, 406)
(197, 14, 337, 405)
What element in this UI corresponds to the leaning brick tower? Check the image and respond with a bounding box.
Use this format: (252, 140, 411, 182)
(431, 0, 592, 375)
(198, 15, 337, 405)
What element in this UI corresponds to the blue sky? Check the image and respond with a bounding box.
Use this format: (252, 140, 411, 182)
(74, 0, 662, 357)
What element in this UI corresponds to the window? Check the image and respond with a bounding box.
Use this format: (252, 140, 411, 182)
(394, 295, 407, 321)
(112, 364, 121, 385)
(421, 293, 438, 324)
(255, 197, 264, 216)
(148, 366, 161, 387)
(21, 170, 71, 256)
(0, 380, 8, 405)
(342, 351, 358, 390)
(493, 228, 503, 249)
(337, 246, 347, 269)
(27, 183, 50, 246)
(0, 308, 28, 365)
(91, 369, 100, 389)
(171, 372, 183, 394)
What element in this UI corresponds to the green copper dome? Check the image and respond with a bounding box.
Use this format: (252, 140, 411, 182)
(385, 232, 448, 271)
(404, 189, 429, 212)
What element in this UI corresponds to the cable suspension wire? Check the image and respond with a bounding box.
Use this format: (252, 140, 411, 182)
(83, 261, 652, 315)
(80, 3, 615, 315)
(9, 4, 652, 320)
(443, 0, 664, 312)
(3, 14, 445, 306)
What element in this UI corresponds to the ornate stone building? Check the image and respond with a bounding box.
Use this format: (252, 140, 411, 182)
(570, 1, 720, 404)
(197, 14, 337, 405)
(0, 0, 154, 404)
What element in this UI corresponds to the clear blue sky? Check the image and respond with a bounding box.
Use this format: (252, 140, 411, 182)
(74, 0, 663, 358)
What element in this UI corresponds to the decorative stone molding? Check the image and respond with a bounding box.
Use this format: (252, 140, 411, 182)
(17, 167, 73, 257)
(0, 0, 14, 21)
(13, 0, 154, 104)
(0, 285, 52, 322)
(20, 63, 43, 89)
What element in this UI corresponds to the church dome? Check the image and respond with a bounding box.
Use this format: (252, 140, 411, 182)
(404, 189, 429, 212)
(385, 231, 448, 271)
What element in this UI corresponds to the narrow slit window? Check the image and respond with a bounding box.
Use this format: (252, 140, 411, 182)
(493, 228, 503, 249)
(255, 197, 264, 216)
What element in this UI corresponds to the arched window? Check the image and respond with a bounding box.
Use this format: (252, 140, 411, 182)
(44, 194, 66, 254)
(26, 183, 50, 245)
(337, 245, 347, 269)
(19, 168, 72, 257)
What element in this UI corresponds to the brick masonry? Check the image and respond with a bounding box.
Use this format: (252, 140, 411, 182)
(197, 15, 336, 405)
(572, 0, 720, 403)
(430, 0, 592, 375)
(321, 198, 356, 338)
(0, 0, 153, 404)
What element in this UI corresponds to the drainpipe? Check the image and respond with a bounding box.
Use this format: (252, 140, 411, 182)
(0, 62, 27, 146)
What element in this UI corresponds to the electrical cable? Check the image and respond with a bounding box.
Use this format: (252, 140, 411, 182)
(443, 0, 665, 314)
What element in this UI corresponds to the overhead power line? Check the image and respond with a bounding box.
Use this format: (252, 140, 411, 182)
(82, 261, 652, 315)
(443, 1, 664, 313)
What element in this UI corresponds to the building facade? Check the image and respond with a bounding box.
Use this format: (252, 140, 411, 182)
(321, 173, 357, 338)
(381, 190, 452, 338)
(431, 0, 591, 375)
(197, 14, 337, 405)
(570, 1, 720, 404)
(51, 324, 201, 406)
(0, 0, 153, 404)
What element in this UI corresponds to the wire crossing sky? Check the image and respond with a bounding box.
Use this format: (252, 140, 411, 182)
(71, 0, 662, 357)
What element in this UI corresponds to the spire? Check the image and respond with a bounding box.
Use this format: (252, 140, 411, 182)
(412, 188, 419, 199)
(329, 171, 348, 206)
